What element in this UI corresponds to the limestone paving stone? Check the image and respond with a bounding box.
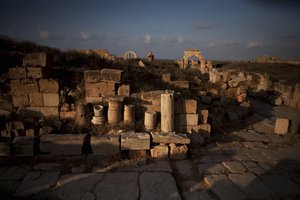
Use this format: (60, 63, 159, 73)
(242, 161, 265, 175)
(259, 175, 300, 198)
(55, 173, 104, 200)
(212, 155, 231, 163)
(94, 172, 139, 200)
(228, 173, 276, 200)
(243, 148, 270, 163)
(183, 191, 216, 200)
(139, 160, 172, 172)
(0, 167, 29, 181)
(198, 163, 226, 174)
(222, 161, 246, 173)
(140, 172, 181, 200)
(204, 174, 246, 200)
(174, 160, 194, 177)
(15, 171, 60, 197)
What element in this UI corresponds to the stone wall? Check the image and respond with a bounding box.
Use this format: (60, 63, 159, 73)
(22, 52, 52, 67)
(84, 69, 125, 103)
(9, 53, 60, 118)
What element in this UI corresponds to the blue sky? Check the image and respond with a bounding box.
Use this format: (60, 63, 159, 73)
(0, 0, 300, 60)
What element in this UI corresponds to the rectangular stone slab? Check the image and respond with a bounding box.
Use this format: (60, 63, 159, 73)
(121, 132, 150, 150)
(151, 132, 190, 144)
(91, 135, 120, 155)
(40, 134, 84, 155)
(100, 68, 124, 83)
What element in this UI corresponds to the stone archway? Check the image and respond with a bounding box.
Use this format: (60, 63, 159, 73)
(123, 51, 138, 60)
(182, 49, 205, 70)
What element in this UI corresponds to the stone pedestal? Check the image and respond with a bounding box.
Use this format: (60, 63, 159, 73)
(144, 111, 157, 131)
(108, 99, 122, 124)
(93, 105, 103, 117)
(91, 116, 105, 125)
(108, 110, 122, 124)
(91, 104, 105, 125)
(109, 100, 122, 111)
(161, 91, 174, 132)
(124, 105, 135, 125)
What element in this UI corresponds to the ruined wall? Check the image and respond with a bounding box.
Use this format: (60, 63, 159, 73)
(84, 68, 128, 103)
(9, 53, 60, 118)
(208, 68, 300, 110)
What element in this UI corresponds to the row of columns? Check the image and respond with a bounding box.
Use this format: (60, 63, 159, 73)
(90, 90, 175, 133)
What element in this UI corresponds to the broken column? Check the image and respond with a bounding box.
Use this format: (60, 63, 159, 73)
(91, 104, 105, 125)
(76, 103, 87, 128)
(161, 91, 174, 132)
(108, 99, 122, 124)
(144, 111, 157, 131)
(124, 104, 135, 125)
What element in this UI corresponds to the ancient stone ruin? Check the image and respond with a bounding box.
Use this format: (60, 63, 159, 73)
(122, 50, 138, 60)
(1, 50, 300, 200)
(176, 49, 212, 73)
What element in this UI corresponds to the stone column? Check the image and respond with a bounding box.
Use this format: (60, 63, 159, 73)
(144, 111, 156, 131)
(76, 103, 86, 126)
(124, 105, 135, 125)
(91, 104, 105, 125)
(161, 91, 174, 132)
(108, 100, 122, 124)
(93, 104, 103, 117)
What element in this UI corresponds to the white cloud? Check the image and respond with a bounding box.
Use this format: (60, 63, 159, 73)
(162, 35, 184, 45)
(246, 41, 263, 48)
(80, 32, 91, 40)
(40, 30, 49, 39)
(207, 42, 216, 47)
(144, 34, 151, 44)
(224, 40, 243, 47)
(195, 21, 210, 29)
(177, 36, 184, 44)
